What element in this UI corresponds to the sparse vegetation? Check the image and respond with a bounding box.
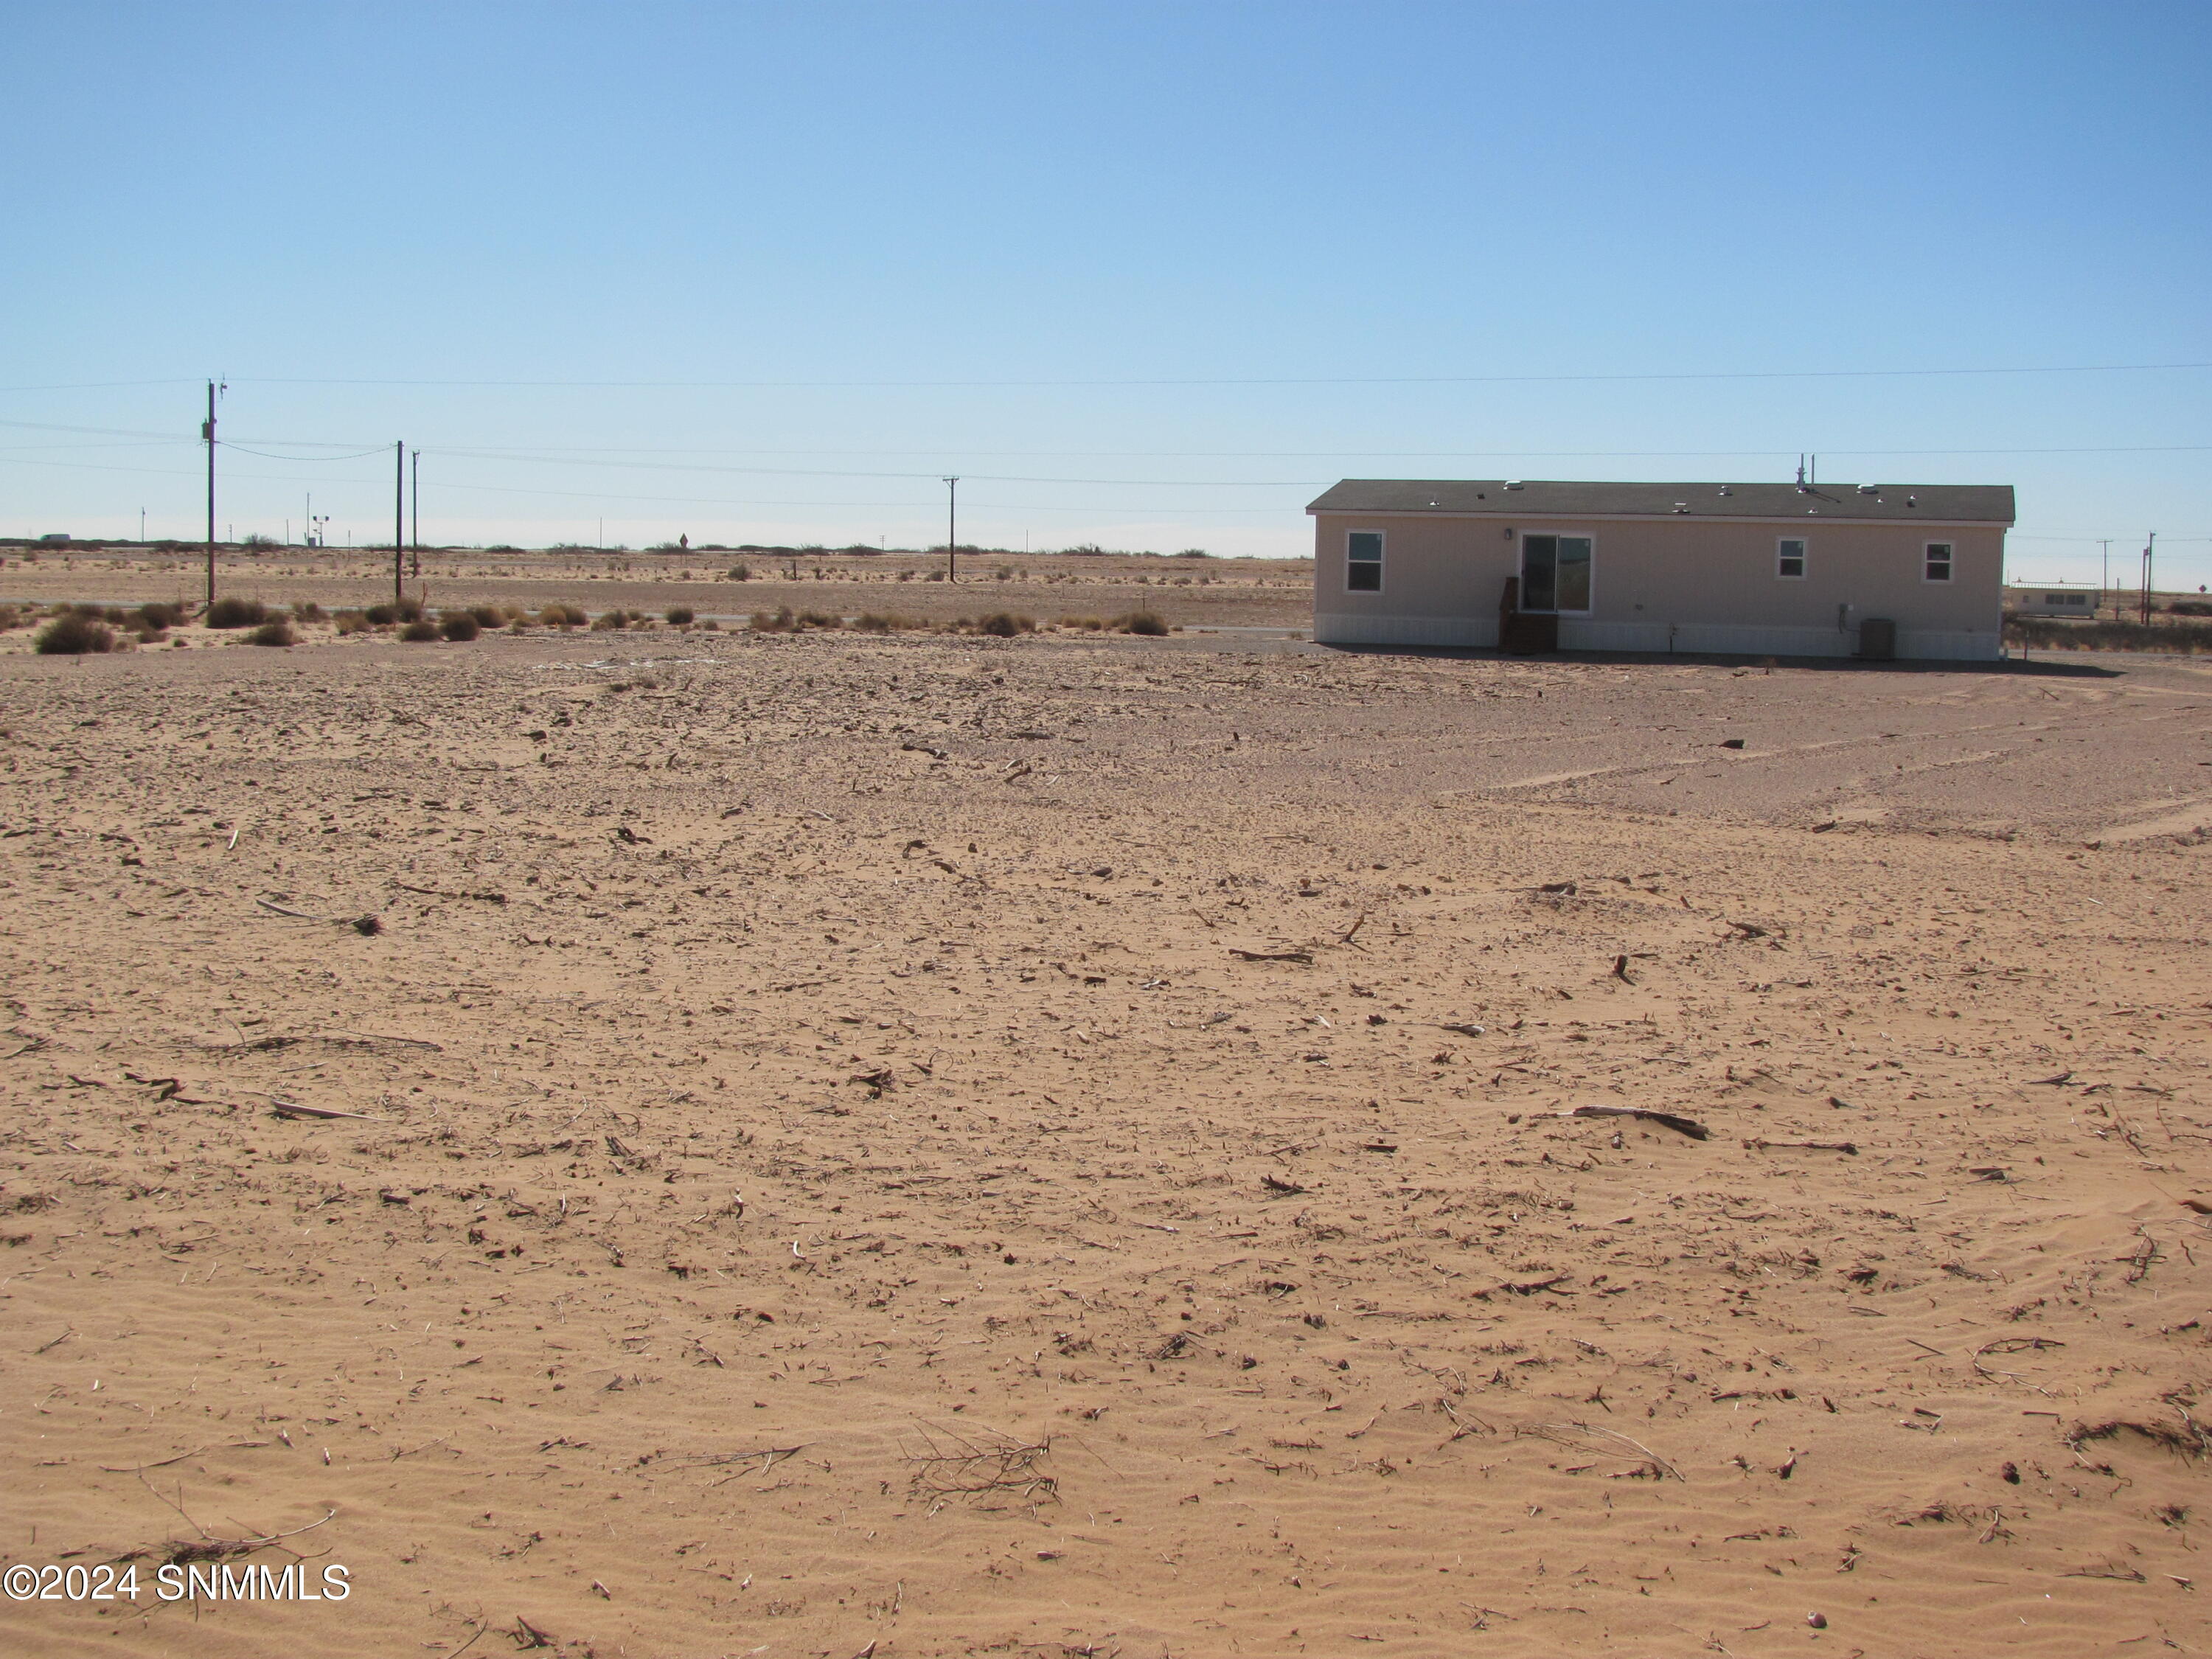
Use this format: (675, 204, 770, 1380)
(205, 597, 269, 629)
(750, 607, 796, 633)
(291, 601, 326, 624)
(591, 610, 627, 630)
(248, 621, 296, 647)
(666, 606, 695, 625)
(727, 563, 752, 581)
(364, 600, 423, 626)
(538, 604, 588, 629)
(2006, 615, 2212, 653)
(978, 611, 1035, 637)
(441, 612, 481, 641)
(35, 613, 115, 654)
(1113, 609, 1169, 636)
(399, 619, 441, 642)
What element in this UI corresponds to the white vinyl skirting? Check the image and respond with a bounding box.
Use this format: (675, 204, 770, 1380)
(1312, 612, 2000, 662)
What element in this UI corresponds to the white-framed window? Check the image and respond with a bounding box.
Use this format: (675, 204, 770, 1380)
(1924, 541, 1953, 582)
(1346, 529, 1383, 592)
(1520, 532, 1593, 613)
(1777, 537, 1807, 580)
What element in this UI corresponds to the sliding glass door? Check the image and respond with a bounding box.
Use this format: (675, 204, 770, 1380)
(1520, 534, 1591, 613)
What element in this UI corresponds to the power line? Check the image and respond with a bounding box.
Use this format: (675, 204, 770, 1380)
(219, 360, 2212, 390)
(5, 359, 2211, 397)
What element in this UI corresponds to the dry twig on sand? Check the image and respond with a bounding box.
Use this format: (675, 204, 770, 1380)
(1520, 1421, 1683, 1481)
(1560, 1105, 1709, 1140)
(905, 1425, 1058, 1514)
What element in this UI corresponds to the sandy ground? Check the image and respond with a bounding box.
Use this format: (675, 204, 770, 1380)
(1, 622, 2208, 1658)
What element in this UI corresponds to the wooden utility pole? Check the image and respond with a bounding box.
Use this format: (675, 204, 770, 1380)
(394, 442, 406, 605)
(2141, 532, 2157, 626)
(201, 380, 218, 605)
(410, 448, 420, 576)
(944, 476, 959, 582)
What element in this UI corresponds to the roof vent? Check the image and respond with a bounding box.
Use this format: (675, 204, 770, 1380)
(1857, 483, 1879, 495)
(1906, 495, 1917, 507)
(1672, 502, 1689, 513)
(1717, 485, 1733, 496)
(1503, 480, 1524, 490)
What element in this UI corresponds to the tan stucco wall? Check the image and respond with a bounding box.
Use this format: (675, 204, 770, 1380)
(1312, 509, 2004, 654)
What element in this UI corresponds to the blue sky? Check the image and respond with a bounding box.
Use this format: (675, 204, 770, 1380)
(4, 1, 2208, 580)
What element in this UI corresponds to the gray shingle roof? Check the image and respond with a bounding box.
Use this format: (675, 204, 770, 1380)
(1307, 479, 2014, 523)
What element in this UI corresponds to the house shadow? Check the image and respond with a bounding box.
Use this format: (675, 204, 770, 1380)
(1318, 642, 2128, 679)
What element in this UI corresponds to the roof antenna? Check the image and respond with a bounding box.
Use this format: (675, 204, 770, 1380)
(1810, 453, 1818, 487)
(1795, 454, 1806, 490)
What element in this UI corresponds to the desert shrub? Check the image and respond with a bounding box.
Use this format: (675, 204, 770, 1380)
(538, 604, 588, 628)
(994, 566, 1015, 581)
(135, 625, 167, 645)
(248, 621, 296, 647)
(399, 619, 440, 642)
(798, 609, 843, 630)
(467, 605, 504, 627)
(0, 605, 19, 630)
(242, 533, 280, 550)
(2170, 600, 2212, 617)
(1113, 609, 1169, 636)
(591, 610, 627, 630)
(333, 610, 372, 636)
(978, 611, 1034, 637)
(205, 597, 268, 628)
(35, 613, 114, 654)
(441, 612, 481, 641)
(749, 607, 796, 633)
(1175, 547, 1210, 558)
(1057, 615, 1105, 631)
(364, 599, 423, 625)
(700, 617, 720, 630)
(666, 606, 695, 625)
(727, 563, 752, 581)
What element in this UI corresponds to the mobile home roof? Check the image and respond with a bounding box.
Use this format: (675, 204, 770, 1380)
(1307, 479, 2015, 524)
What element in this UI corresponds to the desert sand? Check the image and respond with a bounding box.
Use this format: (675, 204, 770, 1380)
(1, 602, 2208, 1658)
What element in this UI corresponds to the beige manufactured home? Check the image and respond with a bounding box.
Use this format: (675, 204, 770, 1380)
(1307, 479, 2014, 661)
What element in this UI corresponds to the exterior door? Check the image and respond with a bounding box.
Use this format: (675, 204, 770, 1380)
(1520, 534, 1591, 613)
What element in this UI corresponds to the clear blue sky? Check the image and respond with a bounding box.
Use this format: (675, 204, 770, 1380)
(5, 1, 2208, 582)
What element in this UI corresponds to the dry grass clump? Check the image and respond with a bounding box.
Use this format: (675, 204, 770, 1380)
(333, 610, 372, 636)
(538, 604, 589, 629)
(749, 607, 796, 633)
(440, 612, 481, 641)
(365, 599, 423, 626)
(1057, 615, 1105, 631)
(35, 613, 115, 654)
(399, 619, 441, 642)
(665, 606, 695, 625)
(1112, 608, 1169, 636)
(978, 611, 1035, 637)
(133, 602, 184, 630)
(247, 621, 296, 647)
(466, 605, 507, 627)
(852, 612, 923, 633)
(291, 601, 327, 624)
(798, 609, 842, 630)
(204, 597, 268, 629)
(591, 610, 627, 631)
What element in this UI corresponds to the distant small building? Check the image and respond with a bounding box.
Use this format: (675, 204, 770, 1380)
(37, 532, 72, 545)
(2003, 582, 2100, 617)
(1307, 479, 2014, 661)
